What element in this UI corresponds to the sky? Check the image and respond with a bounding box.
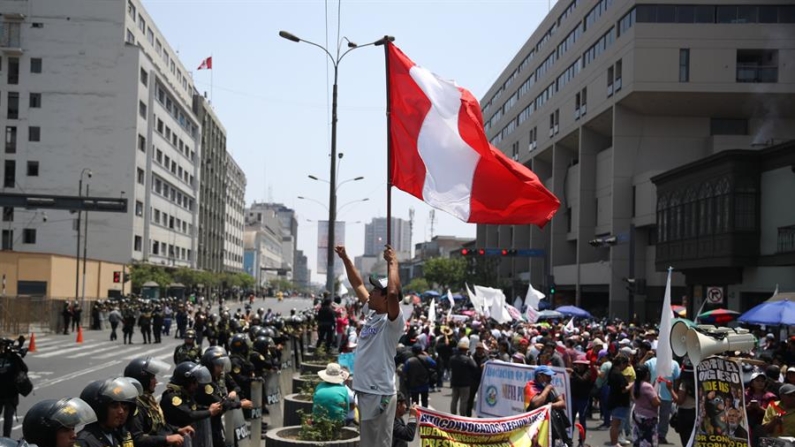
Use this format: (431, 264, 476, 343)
(142, 0, 554, 284)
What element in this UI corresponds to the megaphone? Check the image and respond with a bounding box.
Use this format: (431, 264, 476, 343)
(671, 320, 695, 357)
(685, 327, 757, 366)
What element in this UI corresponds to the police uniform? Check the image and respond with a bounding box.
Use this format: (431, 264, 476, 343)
(194, 375, 241, 447)
(126, 394, 179, 447)
(173, 344, 200, 365)
(229, 354, 255, 401)
(75, 423, 134, 447)
(160, 384, 212, 429)
(138, 309, 153, 344)
(122, 308, 136, 345)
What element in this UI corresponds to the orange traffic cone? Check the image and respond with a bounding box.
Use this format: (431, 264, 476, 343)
(76, 326, 84, 344)
(28, 333, 37, 353)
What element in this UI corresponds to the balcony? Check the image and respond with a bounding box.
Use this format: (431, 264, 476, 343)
(0, 21, 22, 55)
(737, 65, 778, 83)
(779, 225, 795, 253)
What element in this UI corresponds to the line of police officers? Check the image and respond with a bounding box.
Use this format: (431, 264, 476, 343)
(2, 309, 313, 447)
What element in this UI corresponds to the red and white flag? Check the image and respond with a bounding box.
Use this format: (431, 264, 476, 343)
(387, 44, 560, 226)
(197, 56, 212, 70)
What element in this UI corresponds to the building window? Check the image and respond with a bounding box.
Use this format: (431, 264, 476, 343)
(7, 92, 18, 119)
(615, 59, 623, 91)
(4, 160, 14, 188)
(138, 134, 146, 152)
(710, 118, 748, 136)
(679, 49, 690, 82)
(5, 126, 16, 154)
(554, 109, 559, 135)
(126, 29, 135, 44)
(737, 49, 778, 83)
(134, 235, 142, 252)
(139, 101, 147, 119)
(1, 22, 20, 47)
(607, 66, 614, 96)
(152, 239, 159, 255)
(734, 181, 756, 231)
(135, 200, 143, 216)
(137, 168, 144, 184)
(140, 68, 148, 86)
(30, 58, 42, 74)
(2, 207, 12, 222)
(1, 230, 11, 250)
(29, 126, 40, 142)
(575, 92, 581, 120)
(22, 228, 36, 244)
(29, 93, 41, 108)
(511, 141, 519, 160)
(156, 149, 162, 163)
(26, 161, 38, 177)
(127, 0, 136, 18)
(7, 57, 18, 84)
(154, 209, 160, 224)
(581, 87, 588, 115)
(138, 15, 146, 33)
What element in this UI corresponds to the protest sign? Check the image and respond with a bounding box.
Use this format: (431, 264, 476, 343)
(417, 405, 551, 447)
(476, 361, 571, 436)
(338, 351, 355, 375)
(691, 357, 750, 447)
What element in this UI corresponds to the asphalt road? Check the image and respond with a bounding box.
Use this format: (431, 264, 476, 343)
(11, 295, 313, 439)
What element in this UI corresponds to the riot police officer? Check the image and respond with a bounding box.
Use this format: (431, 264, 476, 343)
(228, 335, 255, 402)
(173, 330, 201, 365)
(122, 305, 136, 345)
(138, 305, 153, 345)
(152, 307, 164, 344)
(124, 357, 193, 447)
(75, 377, 140, 447)
(160, 362, 221, 429)
(23, 398, 97, 447)
(196, 347, 251, 447)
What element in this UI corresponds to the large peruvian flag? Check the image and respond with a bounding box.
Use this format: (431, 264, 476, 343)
(388, 44, 559, 226)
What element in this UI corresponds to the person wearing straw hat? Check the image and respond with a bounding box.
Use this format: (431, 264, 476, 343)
(312, 363, 351, 424)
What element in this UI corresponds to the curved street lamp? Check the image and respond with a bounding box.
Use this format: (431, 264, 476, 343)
(280, 30, 394, 294)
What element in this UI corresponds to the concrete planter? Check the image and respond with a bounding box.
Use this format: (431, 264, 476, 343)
(292, 373, 321, 395)
(264, 426, 359, 447)
(283, 393, 314, 427)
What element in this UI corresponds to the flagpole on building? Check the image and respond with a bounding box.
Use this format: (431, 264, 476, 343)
(384, 38, 394, 247)
(210, 52, 213, 104)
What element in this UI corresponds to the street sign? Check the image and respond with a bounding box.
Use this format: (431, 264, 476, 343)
(706, 286, 723, 304)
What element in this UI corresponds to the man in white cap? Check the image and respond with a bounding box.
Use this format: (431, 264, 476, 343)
(312, 363, 350, 424)
(449, 337, 478, 415)
(335, 244, 405, 447)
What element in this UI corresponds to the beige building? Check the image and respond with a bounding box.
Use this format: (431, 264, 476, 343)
(478, 1, 795, 320)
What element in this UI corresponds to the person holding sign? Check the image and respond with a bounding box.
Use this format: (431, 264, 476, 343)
(524, 366, 570, 446)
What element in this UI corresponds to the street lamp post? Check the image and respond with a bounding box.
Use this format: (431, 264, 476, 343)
(81, 184, 90, 311)
(279, 30, 393, 295)
(75, 168, 91, 308)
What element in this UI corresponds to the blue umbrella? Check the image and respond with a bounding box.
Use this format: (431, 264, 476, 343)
(555, 305, 593, 319)
(422, 290, 441, 297)
(738, 299, 795, 326)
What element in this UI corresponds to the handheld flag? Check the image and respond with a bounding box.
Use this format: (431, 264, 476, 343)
(386, 43, 559, 226)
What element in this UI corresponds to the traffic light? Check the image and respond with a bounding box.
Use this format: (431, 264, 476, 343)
(113, 271, 121, 283)
(500, 249, 517, 256)
(461, 248, 476, 257)
(548, 275, 556, 296)
(478, 248, 485, 256)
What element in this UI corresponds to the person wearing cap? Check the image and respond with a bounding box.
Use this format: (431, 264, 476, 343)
(391, 393, 418, 447)
(570, 358, 593, 442)
(785, 366, 795, 386)
(765, 364, 784, 397)
(762, 383, 795, 437)
(312, 363, 351, 424)
(402, 344, 437, 407)
(524, 366, 569, 446)
(465, 342, 490, 416)
(745, 368, 778, 439)
(435, 327, 455, 383)
(607, 355, 633, 446)
(644, 350, 680, 444)
(449, 338, 478, 416)
(335, 244, 405, 447)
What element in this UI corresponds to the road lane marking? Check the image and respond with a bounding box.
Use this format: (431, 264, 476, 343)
(34, 342, 114, 358)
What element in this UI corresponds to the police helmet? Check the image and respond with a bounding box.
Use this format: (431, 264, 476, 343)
(229, 334, 249, 356)
(171, 361, 212, 387)
(79, 377, 141, 424)
(124, 357, 171, 392)
(248, 325, 262, 342)
(23, 398, 97, 447)
(184, 329, 197, 340)
(253, 336, 274, 355)
(201, 346, 232, 373)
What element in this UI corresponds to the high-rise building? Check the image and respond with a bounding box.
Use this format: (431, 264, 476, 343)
(246, 202, 298, 274)
(0, 0, 201, 297)
(294, 250, 310, 289)
(364, 217, 412, 260)
(194, 95, 226, 273)
(478, 0, 795, 319)
(224, 153, 246, 272)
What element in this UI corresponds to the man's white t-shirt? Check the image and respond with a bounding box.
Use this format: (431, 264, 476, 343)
(352, 309, 406, 395)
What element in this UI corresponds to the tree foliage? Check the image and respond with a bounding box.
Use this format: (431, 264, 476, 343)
(404, 277, 429, 294)
(422, 257, 466, 292)
(129, 263, 256, 293)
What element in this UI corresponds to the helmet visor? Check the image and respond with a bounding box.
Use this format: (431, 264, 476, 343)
(142, 358, 172, 377)
(50, 397, 98, 428)
(214, 356, 232, 373)
(100, 377, 142, 402)
(190, 365, 212, 384)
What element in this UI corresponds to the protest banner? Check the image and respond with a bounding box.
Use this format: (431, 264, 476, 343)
(476, 361, 572, 436)
(338, 351, 355, 375)
(691, 357, 750, 447)
(417, 405, 551, 447)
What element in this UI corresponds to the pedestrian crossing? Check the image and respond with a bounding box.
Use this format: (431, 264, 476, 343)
(28, 335, 179, 362)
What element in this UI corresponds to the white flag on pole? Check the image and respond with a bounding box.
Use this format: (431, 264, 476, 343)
(338, 283, 349, 297)
(428, 298, 437, 332)
(446, 289, 454, 320)
(657, 267, 675, 384)
(564, 317, 575, 333)
(525, 284, 545, 310)
(466, 283, 484, 314)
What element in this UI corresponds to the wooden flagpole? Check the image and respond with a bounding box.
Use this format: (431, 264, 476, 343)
(384, 38, 393, 248)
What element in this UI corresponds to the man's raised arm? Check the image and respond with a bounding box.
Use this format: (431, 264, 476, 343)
(335, 245, 369, 304)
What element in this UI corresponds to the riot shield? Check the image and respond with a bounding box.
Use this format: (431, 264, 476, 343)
(192, 417, 212, 447)
(248, 379, 263, 441)
(264, 371, 283, 428)
(223, 407, 249, 447)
